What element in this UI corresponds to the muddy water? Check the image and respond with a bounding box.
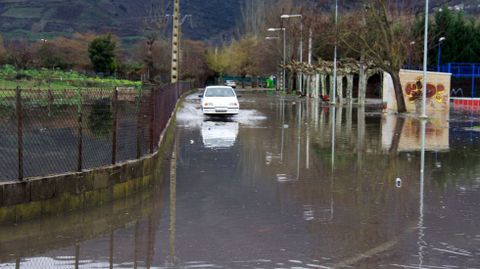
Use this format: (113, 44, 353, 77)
(0, 92, 479, 268)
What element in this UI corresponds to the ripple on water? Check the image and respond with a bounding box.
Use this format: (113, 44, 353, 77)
(177, 97, 266, 128)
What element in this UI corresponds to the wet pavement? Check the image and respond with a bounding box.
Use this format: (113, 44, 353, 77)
(0, 92, 479, 268)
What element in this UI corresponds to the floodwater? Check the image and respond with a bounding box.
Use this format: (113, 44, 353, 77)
(0, 92, 479, 268)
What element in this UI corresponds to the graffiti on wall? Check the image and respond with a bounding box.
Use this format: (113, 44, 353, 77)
(383, 70, 451, 113)
(404, 77, 446, 103)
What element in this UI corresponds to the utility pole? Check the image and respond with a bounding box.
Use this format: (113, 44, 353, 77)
(171, 0, 180, 83)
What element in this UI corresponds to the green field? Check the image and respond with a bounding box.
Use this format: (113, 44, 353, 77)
(0, 65, 142, 91)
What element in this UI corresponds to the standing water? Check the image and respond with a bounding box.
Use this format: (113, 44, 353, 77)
(0, 92, 479, 268)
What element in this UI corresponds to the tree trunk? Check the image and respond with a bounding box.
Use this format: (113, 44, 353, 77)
(329, 74, 335, 100)
(320, 74, 326, 96)
(389, 117, 405, 156)
(358, 63, 366, 106)
(336, 75, 343, 104)
(390, 72, 407, 113)
(346, 74, 354, 104)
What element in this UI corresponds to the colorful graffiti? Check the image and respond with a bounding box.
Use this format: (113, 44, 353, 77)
(404, 77, 446, 103)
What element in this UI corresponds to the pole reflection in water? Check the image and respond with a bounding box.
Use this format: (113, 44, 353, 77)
(331, 107, 336, 169)
(306, 100, 310, 170)
(146, 217, 155, 268)
(346, 104, 353, 142)
(357, 106, 366, 169)
(418, 119, 427, 268)
(134, 221, 140, 269)
(313, 97, 319, 131)
(329, 106, 336, 221)
(319, 106, 326, 148)
(281, 97, 285, 162)
(109, 229, 114, 269)
(336, 103, 342, 137)
(297, 101, 302, 180)
(168, 137, 178, 266)
(75, 241, 80, 269)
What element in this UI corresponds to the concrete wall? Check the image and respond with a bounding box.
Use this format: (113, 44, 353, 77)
(0, 94, 183, 225)
(383, 69, 452, 113)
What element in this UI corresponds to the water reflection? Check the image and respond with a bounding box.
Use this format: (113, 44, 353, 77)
(417, 119, 427, 269)
(167, 139, 178, 267)
(201, 120, 239, 149)
(1, 93, 479, 268)
(382, 114, 449, 152)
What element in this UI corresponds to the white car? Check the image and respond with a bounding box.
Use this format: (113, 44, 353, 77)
(224, 80, 237, 88)
(200, 86, 240, 115)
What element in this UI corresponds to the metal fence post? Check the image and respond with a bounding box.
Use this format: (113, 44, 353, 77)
(136, 87, 143, 159)
(77, 89, 83, 172)
(47, 89, 53, 117)
(16, 87, 24, 180)
(149, 88, 155, 154)
(472, 64, 475, 98)
(112, 88, 118, 165)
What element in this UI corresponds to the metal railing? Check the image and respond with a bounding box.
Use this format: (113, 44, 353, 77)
(0, 82, 192, 182)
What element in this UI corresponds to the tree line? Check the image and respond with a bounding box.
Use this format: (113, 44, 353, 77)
(0, 32, 210, 84)
(0, 0, 479, 95)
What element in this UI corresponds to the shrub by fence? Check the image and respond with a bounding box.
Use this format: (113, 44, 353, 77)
(0, 82, 193, 182)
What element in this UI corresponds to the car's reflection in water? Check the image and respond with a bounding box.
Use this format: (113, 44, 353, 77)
(201, 118, 239, 149)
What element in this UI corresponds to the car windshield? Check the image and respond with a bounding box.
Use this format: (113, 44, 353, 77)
(205, 87, 235, 97)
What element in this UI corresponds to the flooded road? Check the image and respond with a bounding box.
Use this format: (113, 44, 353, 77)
(1, 92, 479, 268)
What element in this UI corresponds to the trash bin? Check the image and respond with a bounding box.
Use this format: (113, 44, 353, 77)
(266, 78, 274, 88)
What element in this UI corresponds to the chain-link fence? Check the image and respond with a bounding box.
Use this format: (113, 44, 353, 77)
(0, 82, 192, 182)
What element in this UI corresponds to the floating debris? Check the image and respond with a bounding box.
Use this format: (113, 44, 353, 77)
(395, 178, 402, 188)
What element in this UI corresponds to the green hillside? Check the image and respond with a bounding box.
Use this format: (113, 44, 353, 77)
(0, 0, 243, 45)
(0, 0, 477, 46)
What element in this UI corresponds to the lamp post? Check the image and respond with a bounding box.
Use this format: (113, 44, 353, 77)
(332, 0, 339, 105)
(421, 0, 430, 118)
(281, 14, 303, 95)
(437, 37, 446, 72)
(268, 28, 286, 92)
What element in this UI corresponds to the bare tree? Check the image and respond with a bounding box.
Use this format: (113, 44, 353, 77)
(237, 0, 268, 36)
(143, 0, 169, 83)
(340, 0, 414, 113)
(5, 40, 34, 69)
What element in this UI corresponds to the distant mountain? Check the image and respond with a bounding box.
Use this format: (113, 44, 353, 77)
(0, 0, 243, 45)
(0, 0, 478, 46)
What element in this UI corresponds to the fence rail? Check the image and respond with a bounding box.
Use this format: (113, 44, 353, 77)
(0, 82, 193, 182)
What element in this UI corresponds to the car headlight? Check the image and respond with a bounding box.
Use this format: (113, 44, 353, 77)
(204, 102, 214, 107)
(229, 102, 239, 107)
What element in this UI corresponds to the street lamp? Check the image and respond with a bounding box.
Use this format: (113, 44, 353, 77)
(281, 14, 303, 95)
(332, 0, 339, 104)
(421, 0, 430, 118)
(268, 28, 286, 92)
(437, 36, 446, 72)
